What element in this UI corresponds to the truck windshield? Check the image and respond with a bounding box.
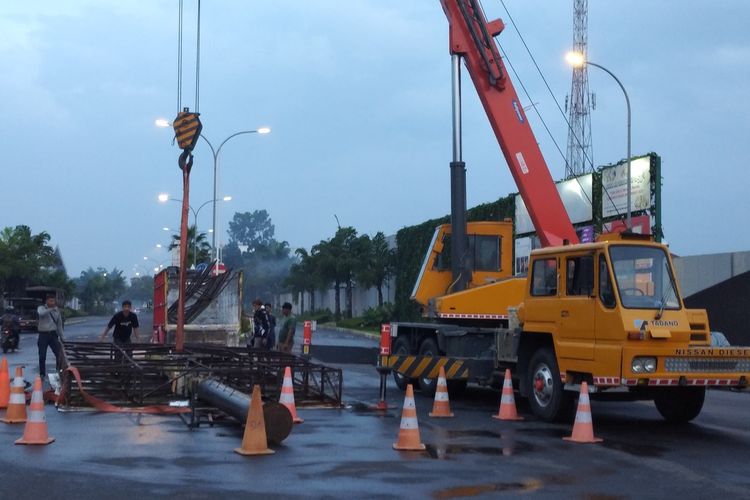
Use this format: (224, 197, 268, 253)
(608, 246, 680, 310)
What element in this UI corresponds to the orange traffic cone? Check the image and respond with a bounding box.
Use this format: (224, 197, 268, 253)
(564, 381, 602, 444)
(492, 369, 523, 421)
(279, 366, 303, 424)
(0, 357, 10, 409)
(1, 366, 27, 424)
(429, 366, 454, 418)
(393, 384, 425, 451)
(16, 376, 54, 445)
(234, 385, 275, 456)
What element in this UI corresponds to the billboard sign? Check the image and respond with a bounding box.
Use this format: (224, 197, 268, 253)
(601, 157, 651, 218)
(514, 236, 541, 275)
(515, 173, 593, 235)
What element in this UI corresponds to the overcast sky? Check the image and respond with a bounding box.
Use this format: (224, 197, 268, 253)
(1, 1, 748, 277)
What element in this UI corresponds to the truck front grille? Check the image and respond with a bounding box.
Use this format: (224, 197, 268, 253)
(664, 358, 750, 373)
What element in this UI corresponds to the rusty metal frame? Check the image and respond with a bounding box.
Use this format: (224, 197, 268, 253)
(59, 342, 343, 410)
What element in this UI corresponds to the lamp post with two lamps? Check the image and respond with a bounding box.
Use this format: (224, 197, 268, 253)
(155, 119, 270, 257)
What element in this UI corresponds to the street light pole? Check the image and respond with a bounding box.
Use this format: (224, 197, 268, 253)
(585, 61, 632, 229)
(565, 53, 632, 229)
(200, 128, 270, 260)
(160, 196, 230, 266)
(155, 120, 270, 258)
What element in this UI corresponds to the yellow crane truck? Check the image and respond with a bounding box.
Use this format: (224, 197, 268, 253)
(385, 1, 750, 423)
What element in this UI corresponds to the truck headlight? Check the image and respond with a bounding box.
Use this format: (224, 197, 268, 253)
(643, 358, 657, 373)
(632, 357, 657, 374)
(632, 359, 644, 373)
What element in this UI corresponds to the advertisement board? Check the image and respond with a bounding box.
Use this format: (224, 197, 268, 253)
(601, 157, 651, 218)
(514, 236, 541, 275)
(515, 174, 593, 235)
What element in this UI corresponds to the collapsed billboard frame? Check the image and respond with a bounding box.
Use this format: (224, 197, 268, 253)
(58, 342, 343, 412)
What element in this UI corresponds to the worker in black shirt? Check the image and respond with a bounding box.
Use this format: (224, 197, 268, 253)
(99, 300, 140, 344)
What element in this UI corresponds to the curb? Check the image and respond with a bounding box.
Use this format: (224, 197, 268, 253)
(65, 317, 90, 326)
(318, 323, 380, 340)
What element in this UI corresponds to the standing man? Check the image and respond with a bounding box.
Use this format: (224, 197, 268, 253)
(250, 299, 270, 349)
(99, 300, 140, 345)
(265, 303, 277, 350)
(37, 294, 64, 379)
(276, 302, 297, 354)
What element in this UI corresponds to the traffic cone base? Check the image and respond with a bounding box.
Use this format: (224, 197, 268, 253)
(492, 369, 523, 421)
(563, 381, 602, 444)
(234, 385, 275, 456)
(393, 384, 425, 451)
(429, 366, 454, 418)
(393, 442, 426, 451)
(234, 446, 275, 456)
(2, 366, 27, 424)
(15, 376, 54, 445)
(279, 366, 303, 424)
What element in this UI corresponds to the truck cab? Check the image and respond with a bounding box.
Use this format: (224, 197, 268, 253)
(518, 232, 748, 422)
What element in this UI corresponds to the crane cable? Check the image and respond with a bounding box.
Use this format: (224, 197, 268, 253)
(195, 0, 201, 113)
(494, 0, 624, 220)
(177, 0, 183, 114)
(176, 0, 201, 114)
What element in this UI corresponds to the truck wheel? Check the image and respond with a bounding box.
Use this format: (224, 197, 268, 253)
(653, 387, 705, 423)
(391, 337, 413, 391)
(418, 338, 440, 396)
(526, 347, 574, 422)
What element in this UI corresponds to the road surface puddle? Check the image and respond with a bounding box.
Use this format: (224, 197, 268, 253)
(432, 478, 542, 498)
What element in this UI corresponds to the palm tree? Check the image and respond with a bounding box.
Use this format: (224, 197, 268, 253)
(168, 225, 212, 267)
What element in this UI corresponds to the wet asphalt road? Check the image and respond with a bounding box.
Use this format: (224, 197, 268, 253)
(0, 318, 749, 499)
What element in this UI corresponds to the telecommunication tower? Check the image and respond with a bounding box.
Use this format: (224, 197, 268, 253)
(565, 0, 595, 178)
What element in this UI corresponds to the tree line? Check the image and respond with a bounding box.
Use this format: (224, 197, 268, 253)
(164, 210, 395, 320)
(286, 227, 395, 319)
(0, 225, 150, 315)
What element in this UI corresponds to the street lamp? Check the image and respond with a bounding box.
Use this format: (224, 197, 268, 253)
(158, 193, 230, 227)
(156, 119, 270, 257)
(158, 194, 231, 265)
(143, 256, 169, 271)
(566, 51, 632, 229)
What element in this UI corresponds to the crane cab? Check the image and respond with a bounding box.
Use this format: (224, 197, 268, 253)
(410, 221, 526, 322)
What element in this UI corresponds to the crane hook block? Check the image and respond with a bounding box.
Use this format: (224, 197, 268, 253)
(173, 108, 203, 152)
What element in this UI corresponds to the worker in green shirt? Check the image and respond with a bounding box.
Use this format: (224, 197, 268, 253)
(276, 302, 297, 353)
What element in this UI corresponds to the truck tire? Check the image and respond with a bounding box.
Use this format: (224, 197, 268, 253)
(653, 387, 705, 423)
(391, 337, 414, 391)
(417, 338, 440, 396)
(526, 347, 574, 422)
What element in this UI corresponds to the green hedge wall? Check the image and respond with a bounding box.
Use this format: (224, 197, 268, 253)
(394, 194, 516, 319)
